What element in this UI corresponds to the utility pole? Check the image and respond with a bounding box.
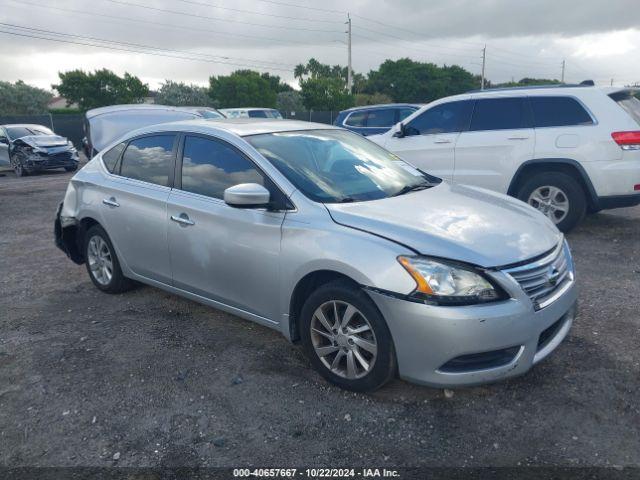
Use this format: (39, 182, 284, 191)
(561, 60, 565, 83)
(480, 45, 486, 90)
(346, 13, 353, 93)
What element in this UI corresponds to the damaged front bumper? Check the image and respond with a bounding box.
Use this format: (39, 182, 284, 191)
(54, 202, 83, 264)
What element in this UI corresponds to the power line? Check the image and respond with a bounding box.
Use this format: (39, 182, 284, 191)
(104, 0, 343, 33)
(0, 22, 295, 67)
(0, 23, 293, 71)
(9, 0, 344, 51)
(171, 0, 342, 23)
(227, 0, 345, 15)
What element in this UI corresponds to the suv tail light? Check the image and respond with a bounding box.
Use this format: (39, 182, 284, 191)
(611, 131, 640, 150)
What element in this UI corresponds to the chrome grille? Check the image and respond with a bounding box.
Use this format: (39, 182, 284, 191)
(502, 241, 574, 310)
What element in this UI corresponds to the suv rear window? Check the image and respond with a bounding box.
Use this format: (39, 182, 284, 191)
(469, 97, 531, 131)
(610, 92, 640, 125)
(530, 96, 593, 127)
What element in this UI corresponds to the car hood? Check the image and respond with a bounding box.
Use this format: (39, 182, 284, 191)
(17, 135, 70, 148)
(325, 182, 561, 268)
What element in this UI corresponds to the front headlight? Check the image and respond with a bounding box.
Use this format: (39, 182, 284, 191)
(398, 256, 504, 305)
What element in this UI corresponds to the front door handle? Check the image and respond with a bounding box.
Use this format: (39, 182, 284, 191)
(508, 136, 530, 140)
(102, 197, 120, 208)
(434, 138, 452, 144)
(171, 213, 195, 226)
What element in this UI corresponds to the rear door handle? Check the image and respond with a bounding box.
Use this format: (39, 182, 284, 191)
(508, 136, 530, 140)
(102, 197, 119, 208)
(171, 214, 195, 226)
(434, 138, 452, 144)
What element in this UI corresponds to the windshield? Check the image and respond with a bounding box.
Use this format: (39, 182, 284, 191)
(199, 110, 224, 119)
(246, 129, 434, 203)
(6, 126, 53, 140)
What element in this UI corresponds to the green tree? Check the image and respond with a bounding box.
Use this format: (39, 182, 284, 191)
(354, 92, 393, 106)
(155, 80, 211, 106)
(365, 59, 480, 103)
(294, 58, 355, 110)
(208, 70, 278, 108)
(53, 69, 149, 111)
(261, 73, 293, 93)
(495, 77, 561, 87)
(0, 80, 53, 115)
(276, 91, 304, 112)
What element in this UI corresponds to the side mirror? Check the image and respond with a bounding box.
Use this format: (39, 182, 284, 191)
(0, 137, 8, 144)
(392, 122, 406, 138)
(224, 183, 271, 208)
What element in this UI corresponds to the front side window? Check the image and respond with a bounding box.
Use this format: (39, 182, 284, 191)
(398, 107, 417, 122)
(530, 96, 593, 127)
(469, 97, 530, 131)
(366, 109, 396, 128)
(345, 111, 367, 127)
(102, 142, 126, 173)
(406, 101, 473, 136)
(246, 129, 434, 203)
(180, 136, 264, 199)
(120, 135, 175, 187)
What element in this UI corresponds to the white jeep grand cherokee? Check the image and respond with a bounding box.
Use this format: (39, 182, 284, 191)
(370, 84, 640, 232)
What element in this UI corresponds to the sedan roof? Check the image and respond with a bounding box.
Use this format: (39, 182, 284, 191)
(134, 118, 339, 137)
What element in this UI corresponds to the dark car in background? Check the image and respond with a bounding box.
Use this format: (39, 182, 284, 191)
(334, 104, 422, 136)
(0, 124, 79, 177)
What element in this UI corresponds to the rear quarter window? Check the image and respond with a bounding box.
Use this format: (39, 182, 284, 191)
(101, 142, 126, 173)
(610, 93, 640, 125)
(530, 96, 594, 128)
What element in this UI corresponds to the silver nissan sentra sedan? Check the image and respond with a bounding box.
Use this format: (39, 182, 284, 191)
(55, 119, 577, 392)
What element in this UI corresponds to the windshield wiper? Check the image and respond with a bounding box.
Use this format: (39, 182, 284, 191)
(393, 183, 432, 197)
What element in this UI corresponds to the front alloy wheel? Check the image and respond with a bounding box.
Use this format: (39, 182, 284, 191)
(310, 300, 377, 380)
(300, 280, 395, 392)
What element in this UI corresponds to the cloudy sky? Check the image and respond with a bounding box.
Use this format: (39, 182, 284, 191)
(0, 0, 639, 92)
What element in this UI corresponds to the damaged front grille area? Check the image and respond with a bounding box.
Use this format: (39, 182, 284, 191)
(502, 240, 575, 310)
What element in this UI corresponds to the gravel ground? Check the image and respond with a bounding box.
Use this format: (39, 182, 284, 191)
(0, 165, 639, 469)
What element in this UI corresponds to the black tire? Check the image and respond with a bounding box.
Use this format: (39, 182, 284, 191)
(517, 172, 586, 233)
(84, 224, 133, 294)
(64, 165, 78, 172)
(300, 280, 396, 392)
(11, 154, 27, 177)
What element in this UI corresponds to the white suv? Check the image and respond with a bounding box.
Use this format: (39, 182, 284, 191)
(370, 85, 640, 231)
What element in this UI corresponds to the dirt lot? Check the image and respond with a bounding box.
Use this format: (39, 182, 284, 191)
(0, 165, 639, 469)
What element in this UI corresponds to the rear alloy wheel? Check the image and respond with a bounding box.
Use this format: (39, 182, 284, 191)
(517, 172, 586, 233)
(300, 280, 395, 392)
(84, 225, 133, 293)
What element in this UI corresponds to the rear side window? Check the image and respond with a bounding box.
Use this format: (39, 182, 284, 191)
(102, 142, 125, 173)
(530, 96, 593, 127)
(345, 111, 367, 127)
(406, 100, 473, 135)
(366, 109, 396, 127)
(120, 135, 175, 187)
(248, 110, 268, 118)
(180, 136, 264, 199)
(610, 92, 640, 125)
(470, 97, 531, 131)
